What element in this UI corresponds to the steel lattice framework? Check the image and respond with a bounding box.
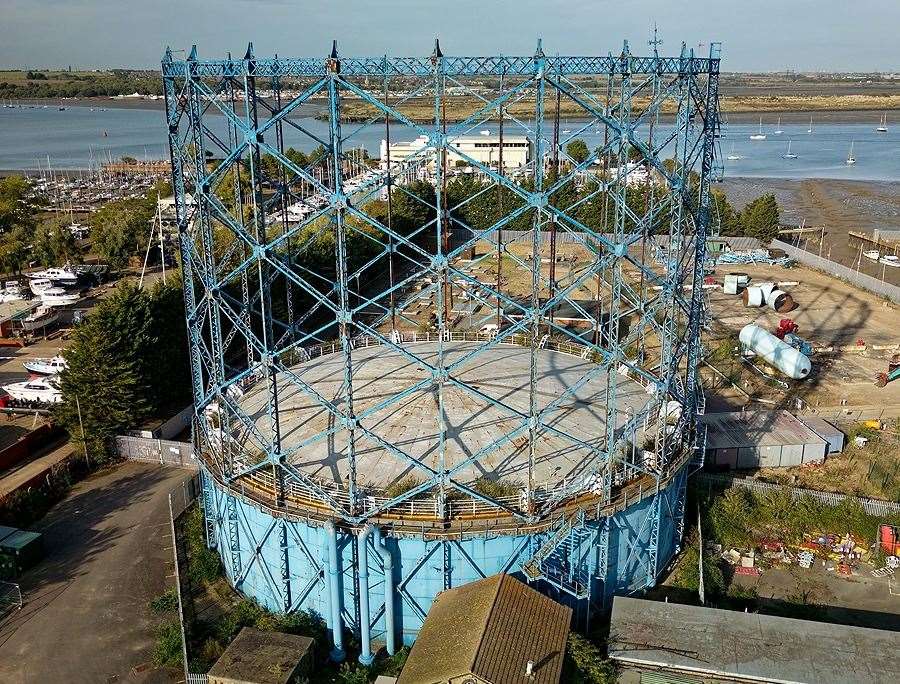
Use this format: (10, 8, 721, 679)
(163, 40, 720, 600)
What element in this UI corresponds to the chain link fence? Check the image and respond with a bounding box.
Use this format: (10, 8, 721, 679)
(698, 472, 900, 517)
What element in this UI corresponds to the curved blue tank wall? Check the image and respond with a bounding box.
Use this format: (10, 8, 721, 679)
(202, 465, 687, 645)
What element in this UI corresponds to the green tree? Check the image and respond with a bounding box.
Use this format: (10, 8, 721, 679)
(54, 281, 190, 464)
(0, 175, 34, 234)
(740, 193, 780, 243)
(0, 226, 31, 275)
(89, 182, 168, 269)
(566, 138, 590, 164)
(31, 218, 81, 266)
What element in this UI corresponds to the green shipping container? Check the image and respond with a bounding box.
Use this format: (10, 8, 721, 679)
(0, 530, 44, 574)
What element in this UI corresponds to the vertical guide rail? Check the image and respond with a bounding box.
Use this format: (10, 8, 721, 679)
(603, 44, 631, 487)
(495, 66, 505, 328)
(383, 57, 397, 331)
(685, 45, 721, 433)
(327, 45, 359, 513)
(243, 44, 284, 503)
(431, 42, 450, 519)
(162, 49, 206, 473)
(526, 41, 547, 515)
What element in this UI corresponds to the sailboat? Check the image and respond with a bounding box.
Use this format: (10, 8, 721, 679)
(876, 113, 888, 133)
(749, 117, 766, 140)
(845, 141, 856, 165)
(726, 143, 742, 161)
(774, 117, 783, 135)
(782, 140, 797, 159)
(807, 116, 813, 134)
(562, 118, 571, 134)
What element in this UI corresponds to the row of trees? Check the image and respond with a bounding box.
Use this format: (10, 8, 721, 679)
(0, 69, 164, 99)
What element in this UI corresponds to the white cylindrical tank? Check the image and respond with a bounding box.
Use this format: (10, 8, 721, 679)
(768, 290, 794, 313)
(739, 324, 812, 379)
(742, 286, 764, 307)
(758, 282, 776, 301)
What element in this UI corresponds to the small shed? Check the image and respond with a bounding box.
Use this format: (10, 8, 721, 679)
(208, 627, 314, 684)
(701, 410, 827, 470)
(398, 573, 571, 684)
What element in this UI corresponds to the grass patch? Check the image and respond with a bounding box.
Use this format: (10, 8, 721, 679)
(149, 588, 178, 614)
(153, 621, 183, 668)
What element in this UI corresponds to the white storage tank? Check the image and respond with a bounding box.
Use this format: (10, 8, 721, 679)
(739, 324, 812, 379)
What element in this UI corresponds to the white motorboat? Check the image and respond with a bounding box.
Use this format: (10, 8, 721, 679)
(21, 305, 59, 332)
(782, 140, 797, 159)
(749, 117, 766, 141)
(27, 265, 79, 286)
(863, 250, 880, 262)
(23, 355, 67, 375)
(0, 281, 25, 303)
(876, 113, 888, 133)
(40, 287, 79, 307)
(30, 278, 55, 295)
(879, 255, 900, 268)
(2, 376, 62, 404)
(845, 141, 856, 165)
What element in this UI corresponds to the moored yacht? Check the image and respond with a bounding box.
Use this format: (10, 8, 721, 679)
(27, 265, 79, 287)
(2, 376, 62, 404)
(23, 355, 67, 375)
(40, 287, 79, 307)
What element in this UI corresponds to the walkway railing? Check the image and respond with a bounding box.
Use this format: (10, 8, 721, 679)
(200, 333, 692, 532)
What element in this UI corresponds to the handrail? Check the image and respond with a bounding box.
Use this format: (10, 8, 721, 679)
(198, 333, 693, 534)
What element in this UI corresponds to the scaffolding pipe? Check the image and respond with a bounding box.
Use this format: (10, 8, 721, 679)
(373, 526, 396, 655)
(325, 521, 345, 662)
(357, 525, 374, 665)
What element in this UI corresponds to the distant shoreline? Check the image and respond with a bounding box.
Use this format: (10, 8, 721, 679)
(7, 97, 898, 124)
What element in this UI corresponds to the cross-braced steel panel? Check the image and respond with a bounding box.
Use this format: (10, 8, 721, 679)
(163, 39, 720, 543)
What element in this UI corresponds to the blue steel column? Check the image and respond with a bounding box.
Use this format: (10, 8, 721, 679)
(242, 44, 285, 504)
(431, 40, 450, 519)
(526, 40, 547, 514)
(327, 43, 360, 513)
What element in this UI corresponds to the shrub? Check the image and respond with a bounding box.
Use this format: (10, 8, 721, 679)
(563, 633, 616, 684)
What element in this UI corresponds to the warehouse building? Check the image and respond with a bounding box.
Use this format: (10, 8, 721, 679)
(701, 410, 838, 470)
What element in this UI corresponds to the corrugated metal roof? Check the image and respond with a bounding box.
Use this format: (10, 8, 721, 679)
(700, 410, 826, 450)
(397, 574, 571, 684)
(609, 597, 898, 684)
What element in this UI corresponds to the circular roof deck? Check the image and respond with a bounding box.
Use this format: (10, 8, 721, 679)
(235, 341, 648, 491)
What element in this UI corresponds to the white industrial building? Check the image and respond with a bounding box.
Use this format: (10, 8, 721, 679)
(380, 134, 532, 174)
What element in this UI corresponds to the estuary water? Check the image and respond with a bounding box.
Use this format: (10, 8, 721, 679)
(0, 104, 898, 182)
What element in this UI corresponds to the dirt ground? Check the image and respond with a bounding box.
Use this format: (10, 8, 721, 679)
(704, 260, 900, 410)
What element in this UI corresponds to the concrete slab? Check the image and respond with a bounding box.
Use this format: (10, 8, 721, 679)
(236, 341, 648, 489)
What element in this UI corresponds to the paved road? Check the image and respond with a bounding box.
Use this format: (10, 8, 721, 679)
(0, 461, 191, 683)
